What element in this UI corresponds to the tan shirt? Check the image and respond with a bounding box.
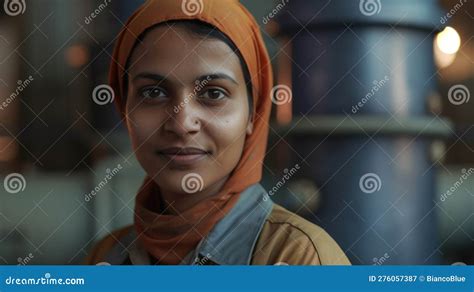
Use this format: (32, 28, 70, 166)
(85, 203, 351, 266)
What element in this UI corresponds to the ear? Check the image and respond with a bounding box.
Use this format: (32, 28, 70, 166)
(246, 115, 254, 135)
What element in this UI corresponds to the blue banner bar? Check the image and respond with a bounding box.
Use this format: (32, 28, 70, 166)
(0, 266, 472, 291)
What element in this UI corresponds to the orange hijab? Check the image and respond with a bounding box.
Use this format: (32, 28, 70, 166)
(109, 0, 273, 264)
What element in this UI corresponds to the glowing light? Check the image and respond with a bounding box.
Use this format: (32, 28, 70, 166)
(65, 45, 89, 68)
(434, 27, 461, 69)
(436, 26, 460, 55)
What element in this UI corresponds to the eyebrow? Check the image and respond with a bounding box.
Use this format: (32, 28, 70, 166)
(132, 73, 166, 83)
(200, 73, 238, 85)
(131, 72, 238, 85)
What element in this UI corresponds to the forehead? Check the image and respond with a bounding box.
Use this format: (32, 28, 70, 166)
(127, 25, 244, 82)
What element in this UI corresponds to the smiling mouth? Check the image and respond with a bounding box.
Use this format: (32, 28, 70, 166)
(156, 147, 211, 165)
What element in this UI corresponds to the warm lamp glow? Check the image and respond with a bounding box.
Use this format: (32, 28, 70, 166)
(434, 26, 461, 69)
(436, 26, 460, 55)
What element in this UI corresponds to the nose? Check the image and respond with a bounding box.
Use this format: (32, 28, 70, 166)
(163, 95, 201, 136)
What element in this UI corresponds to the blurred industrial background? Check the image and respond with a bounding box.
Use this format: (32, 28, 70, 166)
(0, 0, 473, 265)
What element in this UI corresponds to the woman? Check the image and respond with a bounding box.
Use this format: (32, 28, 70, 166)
(85, 0, 350, 265)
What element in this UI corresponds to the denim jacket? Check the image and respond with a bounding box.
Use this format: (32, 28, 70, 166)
(86, 184, 351, 265)
(100, 184, 273, 265)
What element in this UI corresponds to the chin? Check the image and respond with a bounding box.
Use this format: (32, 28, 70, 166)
(156, 169, 207, 194)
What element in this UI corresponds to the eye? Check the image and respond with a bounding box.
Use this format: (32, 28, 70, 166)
(139, 86, 167, 100)
(199, 88, 228, 101)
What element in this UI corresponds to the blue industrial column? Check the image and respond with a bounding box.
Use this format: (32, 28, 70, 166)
(276, 0, 452, 264)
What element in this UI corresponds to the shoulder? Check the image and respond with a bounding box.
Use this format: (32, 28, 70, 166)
(252, 204, 351, 265)
(83, 225, 133, 265)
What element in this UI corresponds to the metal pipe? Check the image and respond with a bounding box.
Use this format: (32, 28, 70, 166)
(276, 0, 451, 264)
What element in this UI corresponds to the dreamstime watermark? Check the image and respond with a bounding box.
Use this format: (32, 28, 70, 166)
(359, 0, 382, 16)
(270, 84, 292, 105)
(448, 84, 470, 106)
(5, 273, 85, 286)
(192, 253, 213, 265)
(84, 164, 123, 202)
(3, 0, 26, 16)
(3, 173, 26, 194)
(173, 76, 211, 114)
(262, 0, 289, 25)
(440, 168, 474, 202)
(181, 173, 204, 194)
(17, 253, 34, 266)
(372, 253, 390, 266)
(0, 75, 34, 111)
(84, 0, 111, 25)
(351, 75, 389, 114)
(440, 0, 468, 24)
(181, 0, 203, 16)
(92, 84, 115, 105)
(263, 164, 300, 201)
(359, 173, 382, 194)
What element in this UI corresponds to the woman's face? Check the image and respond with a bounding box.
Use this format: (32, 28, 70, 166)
(126, 25, 253, 196)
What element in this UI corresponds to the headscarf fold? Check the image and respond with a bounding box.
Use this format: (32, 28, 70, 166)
(109, 0, 273, 264)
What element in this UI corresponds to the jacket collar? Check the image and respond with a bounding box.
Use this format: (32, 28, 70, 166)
(105, 183, 273, 265)
(183, 183, 273, 265)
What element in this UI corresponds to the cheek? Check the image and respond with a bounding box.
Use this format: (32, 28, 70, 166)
(209, 109, 249, 162)
(126, 108, 163, 150)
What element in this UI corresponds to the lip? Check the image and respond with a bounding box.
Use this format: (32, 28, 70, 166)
(156, 147, 210, 166)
